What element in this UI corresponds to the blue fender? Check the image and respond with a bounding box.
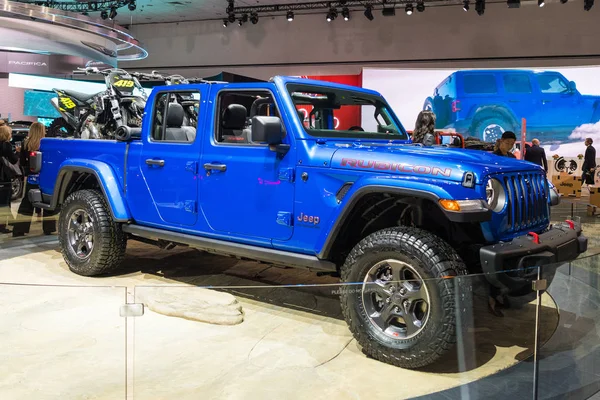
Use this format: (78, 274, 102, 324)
(55, 159, 131, 222)
(315, 175, 486, 258)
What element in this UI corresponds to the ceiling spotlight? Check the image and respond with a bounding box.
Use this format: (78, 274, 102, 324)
(100, 10, 108, 19)
(405, 4, 413, 15)
(560, 0, 568, 3)
(417, 2, 425, 12)
(584, 0, 594, 10)
(538, 0, 545, 7)
(223, 19, 228, 27)
(326, 8, 337, 22)
(238, 13, 248, 25)
(507, 0, 520, 8)
(109, 7, 117, 20)
(342, 7, 350, 21)
(287, 11, 294, 21)
(228, 13, 236, 23)
(364, 5, 374, 20)
(475, 0, 485, 15)
(463, 0, 470, 11)
(128, 0, 137, 11)
(250, 12, 259, 24)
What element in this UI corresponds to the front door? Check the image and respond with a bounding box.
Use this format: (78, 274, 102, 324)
(199, 87, 295, 241)
(139, 88, 203, 227)
(534, 73, 582, 129)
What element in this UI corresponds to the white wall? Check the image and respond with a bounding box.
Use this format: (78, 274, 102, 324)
(124, 1, 600, 77)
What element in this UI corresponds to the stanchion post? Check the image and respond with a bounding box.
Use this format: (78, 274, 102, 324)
(532, 265, 547, 400)
(521, 118, 527, 160)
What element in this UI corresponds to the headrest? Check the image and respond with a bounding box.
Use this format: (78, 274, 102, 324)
(167, 103, 185, 128)
(222, 104, 247, 130)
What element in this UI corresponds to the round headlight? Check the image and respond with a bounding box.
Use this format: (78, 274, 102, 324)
(485, 178, 506, 213)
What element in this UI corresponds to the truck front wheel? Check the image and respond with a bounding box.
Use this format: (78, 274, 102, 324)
(340, 226, 471, 369)
(58, 189, 127, 276)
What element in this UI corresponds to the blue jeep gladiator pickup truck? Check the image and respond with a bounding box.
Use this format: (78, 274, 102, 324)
(424, 69, 600, 142)
(28, 76, 586, 369)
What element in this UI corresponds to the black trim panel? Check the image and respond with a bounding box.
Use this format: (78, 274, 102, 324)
(122, 224, 337, 272)
(318, 185, 490, 259)
(480, 221, 588, 291)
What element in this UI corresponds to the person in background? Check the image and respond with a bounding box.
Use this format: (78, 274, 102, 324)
(492, 131, 517, 158)
(12, 122, 56, 237)
(524, 138, 548, 173)
(0, 120, 19, 234)
(488, 130, 520, 316)
(412, 110, 436, 144)
(582, 137, 597, 188)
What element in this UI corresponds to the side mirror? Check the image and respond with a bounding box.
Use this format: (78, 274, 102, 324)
(568, 81, 577, 93)
(251, 116, 283, 145)
(251, 116, 289, 158)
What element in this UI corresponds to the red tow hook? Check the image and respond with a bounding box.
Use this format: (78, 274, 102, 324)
(565, 220, 576, 230)
(528, 232, 540, 244)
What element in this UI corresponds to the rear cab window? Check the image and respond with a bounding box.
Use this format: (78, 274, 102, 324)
(503, 74, 532, 93)
(462, 74, 498, 94)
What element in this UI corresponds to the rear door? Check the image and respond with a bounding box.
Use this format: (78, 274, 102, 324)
(501, 72, 540, 126)
(136, 87, 204, 227)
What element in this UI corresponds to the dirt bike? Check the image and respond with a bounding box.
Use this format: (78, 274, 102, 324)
(131, 71, 202, 127)
(48, 67, 148, 139)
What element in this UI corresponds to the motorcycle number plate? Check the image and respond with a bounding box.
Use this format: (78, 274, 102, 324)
(113, 79, 135, 88)
(59, 97, 76, 109)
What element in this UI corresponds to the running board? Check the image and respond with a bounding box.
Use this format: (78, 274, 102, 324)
(121, 224, 336, 272)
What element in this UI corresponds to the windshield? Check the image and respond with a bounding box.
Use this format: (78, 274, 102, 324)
(286, 83, 408, 140)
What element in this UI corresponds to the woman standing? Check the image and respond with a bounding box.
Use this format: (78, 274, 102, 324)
(412, 111, 436, 144)
(0, 120, 19, 233)
(12, 122, 56, 237)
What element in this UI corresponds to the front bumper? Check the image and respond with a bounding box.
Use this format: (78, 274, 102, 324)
(480, 221, 587, 291)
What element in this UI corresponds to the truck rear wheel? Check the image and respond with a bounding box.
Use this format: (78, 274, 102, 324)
(58, 189, 127, 276)
(340, 226, 471, 369)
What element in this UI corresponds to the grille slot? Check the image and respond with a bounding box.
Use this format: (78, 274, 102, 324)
(499, 172, 548, 234)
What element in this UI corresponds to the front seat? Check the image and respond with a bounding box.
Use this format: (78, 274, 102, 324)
(221, 104, 249, 143)
(164, 103, 196, 142)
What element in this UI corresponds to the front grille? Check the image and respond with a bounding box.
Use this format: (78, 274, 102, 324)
(501, 172, 549, 234)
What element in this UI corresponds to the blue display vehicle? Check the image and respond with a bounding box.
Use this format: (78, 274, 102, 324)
(28, 76, 587, 369)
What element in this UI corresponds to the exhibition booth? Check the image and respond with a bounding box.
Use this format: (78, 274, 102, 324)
(1, 0, 600, 399)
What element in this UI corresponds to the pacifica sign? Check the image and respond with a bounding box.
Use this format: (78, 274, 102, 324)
(0, 52, 50, 74)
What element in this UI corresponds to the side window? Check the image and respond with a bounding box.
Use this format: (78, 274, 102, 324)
(536, 74, 569, 94)
(215, 90, 279, 145)
(151, 90, 199, 143)
(503, 74, 532, 93)
(463, 74, 497, 94)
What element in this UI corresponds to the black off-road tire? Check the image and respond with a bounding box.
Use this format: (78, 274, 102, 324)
(473, 116, 514, 142)
(58, 189, 127, 276)
(11, 176, 24, 201)
(340, 226, 472, 369)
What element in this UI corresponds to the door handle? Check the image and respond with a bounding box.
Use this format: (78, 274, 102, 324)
(203, 163, 227, 172)
(145, 159, 165, 167)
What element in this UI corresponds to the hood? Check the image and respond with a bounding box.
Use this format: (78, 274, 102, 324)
(328, 142, 543, 183)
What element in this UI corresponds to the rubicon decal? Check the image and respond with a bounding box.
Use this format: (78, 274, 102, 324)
(340, 158, 452, 177)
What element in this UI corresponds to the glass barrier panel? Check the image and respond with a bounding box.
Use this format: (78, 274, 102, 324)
(133, 269, 540, 399)
(0, 283, 127, 399)
(535, 253, 600, 399)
